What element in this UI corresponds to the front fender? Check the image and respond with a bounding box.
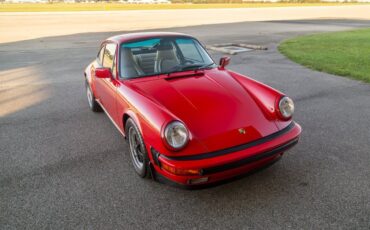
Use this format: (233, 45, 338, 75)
(116, 82, 208, 158)
(84, 61, 98, 95)
(229, 70, 283, 120)
(228, 71, 292, 130)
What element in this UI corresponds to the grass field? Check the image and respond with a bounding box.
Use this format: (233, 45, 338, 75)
(0, 3, 366, 12)
(279, 28, 370, 83)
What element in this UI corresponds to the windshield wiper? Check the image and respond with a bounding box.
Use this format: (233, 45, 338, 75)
(196, 63, 215, 70)
(168, 63, 215, 73)
(178, 64, 204, 71)
(180, 63, 215, 71)
(162, 64, 200, 75)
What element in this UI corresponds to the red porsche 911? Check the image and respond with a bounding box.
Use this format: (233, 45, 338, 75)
(84, 32, 301, 187)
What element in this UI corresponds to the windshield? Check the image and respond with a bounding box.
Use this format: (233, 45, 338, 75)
(119, 37, 215, 79)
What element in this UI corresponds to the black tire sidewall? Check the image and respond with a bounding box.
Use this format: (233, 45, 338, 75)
(126, 118, 150, 178)
(85, 81, 101, 112)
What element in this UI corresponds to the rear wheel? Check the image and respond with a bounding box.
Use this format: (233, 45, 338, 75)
(85, 82, 101, 112)
(126, 118, 151, 178)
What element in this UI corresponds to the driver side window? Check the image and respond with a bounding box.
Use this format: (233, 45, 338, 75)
(102, 43, 117, 78)
(97, 46, 105, 65)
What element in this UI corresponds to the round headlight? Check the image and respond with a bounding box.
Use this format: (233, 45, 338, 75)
(164, 121, 189, 150)
(278, 96, 295, 119)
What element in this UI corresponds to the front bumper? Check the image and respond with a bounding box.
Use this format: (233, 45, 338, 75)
(151, 122, 302, 187)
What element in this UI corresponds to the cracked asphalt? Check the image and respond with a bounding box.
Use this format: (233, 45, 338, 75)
(1, 19, 370, 229)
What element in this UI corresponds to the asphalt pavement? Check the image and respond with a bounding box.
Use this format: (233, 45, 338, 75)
(1, 19, 370, 229)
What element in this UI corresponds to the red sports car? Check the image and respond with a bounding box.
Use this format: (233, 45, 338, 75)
(84, 32, 301, 187)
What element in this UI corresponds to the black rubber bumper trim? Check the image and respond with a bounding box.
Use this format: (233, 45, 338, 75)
(150, 147, 161, 166)
(162, 122, 296, 161)
(201, 138, 298, 175)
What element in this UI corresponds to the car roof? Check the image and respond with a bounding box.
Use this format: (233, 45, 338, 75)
(105, 32, 195, 44)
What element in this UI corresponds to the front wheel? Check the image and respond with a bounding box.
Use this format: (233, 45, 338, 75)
(85, 82, 101, 112)
(126, 118, 151, 178)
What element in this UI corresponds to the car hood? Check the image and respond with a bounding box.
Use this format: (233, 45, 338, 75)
(129, 69, 280, 153)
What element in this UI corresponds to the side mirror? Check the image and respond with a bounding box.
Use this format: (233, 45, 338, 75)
(95, 68, 112, 79)
(219, 56, 231, 70)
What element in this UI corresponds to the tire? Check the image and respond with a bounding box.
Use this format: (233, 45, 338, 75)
(85, 81, 102, 112)
(126, 118, 151, 178)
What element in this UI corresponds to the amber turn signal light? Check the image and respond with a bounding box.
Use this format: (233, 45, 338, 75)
(161, 163, 201, 176)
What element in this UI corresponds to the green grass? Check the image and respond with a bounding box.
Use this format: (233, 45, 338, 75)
(0, 3, 366, 12)
(279, 28, 370, 83)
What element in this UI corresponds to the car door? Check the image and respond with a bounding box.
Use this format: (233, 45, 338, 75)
(95, 42, 120, 123)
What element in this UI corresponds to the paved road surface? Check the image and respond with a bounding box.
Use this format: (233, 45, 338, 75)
(1, 19, 370, 229)
(1, 5, 370, 43)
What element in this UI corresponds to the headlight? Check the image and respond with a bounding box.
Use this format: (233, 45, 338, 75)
(164, 121, 189, 150)
(278, 96, 295, 119)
